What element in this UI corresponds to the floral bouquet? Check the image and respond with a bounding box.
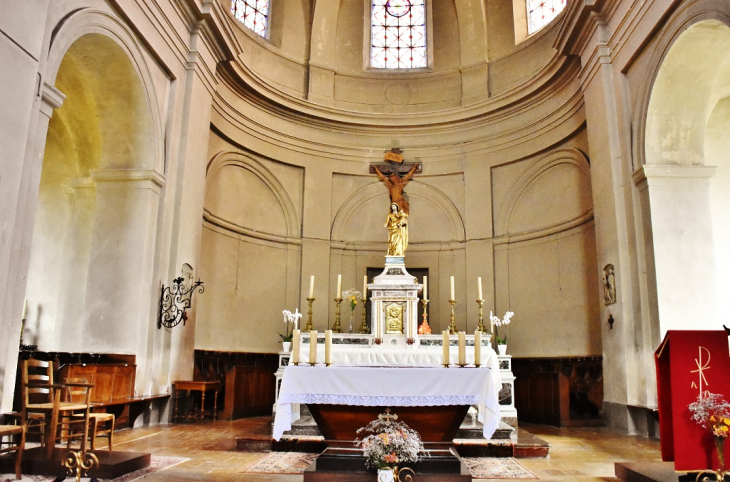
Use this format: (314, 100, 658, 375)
(279, 309, 302, 342)
(689, 391, 730, 473)
(356, 416, 425, 470)
(490, 311, 514, 345)
(342, 289, 362, 312)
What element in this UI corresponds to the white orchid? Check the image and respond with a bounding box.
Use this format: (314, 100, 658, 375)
(280, 308, 303, 342)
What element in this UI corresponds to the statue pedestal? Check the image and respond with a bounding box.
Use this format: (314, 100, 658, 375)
(369, 256, 422, 346)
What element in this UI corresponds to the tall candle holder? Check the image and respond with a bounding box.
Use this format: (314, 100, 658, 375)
(333, 297, 343, 333)
(476, 299, 485, 332)
(305, 297, 315, 331)
(419, 299, 431, 334)
(448, 299, 458, 334)
(360, 296, 369, 333)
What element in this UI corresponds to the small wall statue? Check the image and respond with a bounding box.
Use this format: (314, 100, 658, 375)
(603, 264, 616, 305)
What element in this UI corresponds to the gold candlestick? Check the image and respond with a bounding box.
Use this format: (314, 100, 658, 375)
(448, 299, 458, 334)
(476, 299, 485, 332)
(305, 297, 315, 331)
(419, 299, 431, 334)
(333, 297, 343, 333)
(360, 296, 369, 333)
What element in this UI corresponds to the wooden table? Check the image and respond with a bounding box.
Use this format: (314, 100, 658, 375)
(173, 381, 219, 423)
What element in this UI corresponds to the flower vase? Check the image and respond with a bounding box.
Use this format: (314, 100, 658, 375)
(498, 344, 507, 356)
(282, 342, 291, 352)
(377, 468, 395, 482)
(716, 436, 725, 473)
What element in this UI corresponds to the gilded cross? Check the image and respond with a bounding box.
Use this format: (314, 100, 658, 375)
(378, 408, 399, 425)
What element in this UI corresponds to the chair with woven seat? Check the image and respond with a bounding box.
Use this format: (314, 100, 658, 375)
(21, 359, 92, 456)
(0, 423, 25, 480)
(64, 378, 115, 450)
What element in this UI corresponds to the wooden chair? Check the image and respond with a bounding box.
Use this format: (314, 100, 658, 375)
(0, 423, 25, 480)
(65, 378, 115, 450)
(21, 359, 91, 456)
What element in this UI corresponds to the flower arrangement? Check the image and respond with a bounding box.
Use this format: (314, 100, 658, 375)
(279, 309, 302, 343)
(342, 289, 362, 312)
(356, 415, 425, 470)
(490, 311, 514, 345)
(689, 391, 730, 473)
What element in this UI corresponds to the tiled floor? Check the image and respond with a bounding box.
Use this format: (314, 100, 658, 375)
(108, 418, 662, 481)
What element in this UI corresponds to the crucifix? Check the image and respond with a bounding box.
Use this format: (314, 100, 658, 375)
(370, 148, 422, 215)
(377, 408, 399, 425)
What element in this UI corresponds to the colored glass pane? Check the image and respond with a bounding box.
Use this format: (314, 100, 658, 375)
(371, 0, 427, 69)
(231, 0, 269, 38)
(526, 0, 566, 35)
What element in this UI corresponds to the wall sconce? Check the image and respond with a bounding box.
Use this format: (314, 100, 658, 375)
(159, 264, 204, 329)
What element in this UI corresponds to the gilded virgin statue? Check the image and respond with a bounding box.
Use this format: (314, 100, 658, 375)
(385, 203, 408, 256)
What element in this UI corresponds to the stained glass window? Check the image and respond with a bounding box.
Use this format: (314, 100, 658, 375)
(231, 0, 269, 38)
(526, 0, 567, 35)
(371, 0, 427, 69)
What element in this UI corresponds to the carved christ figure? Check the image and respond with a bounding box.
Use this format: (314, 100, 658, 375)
(374, 164, 418, 215)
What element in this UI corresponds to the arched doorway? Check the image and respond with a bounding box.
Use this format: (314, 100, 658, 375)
(24, 32, 162, 354)
(642, 19, 730, 334)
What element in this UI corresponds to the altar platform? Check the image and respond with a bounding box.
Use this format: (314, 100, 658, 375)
(0, 447, 150, 478)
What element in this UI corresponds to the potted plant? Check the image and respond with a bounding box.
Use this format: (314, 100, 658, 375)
(356, 413, 425, 481)
(490, 311, 514, 355)
(689, 391, 730, 480)
(280, 309, 302, 352)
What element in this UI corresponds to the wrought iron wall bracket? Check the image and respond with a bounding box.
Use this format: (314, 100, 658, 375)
(158, 277, 204, 329)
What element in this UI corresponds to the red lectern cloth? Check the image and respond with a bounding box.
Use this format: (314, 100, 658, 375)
(655, 330, 730, 471)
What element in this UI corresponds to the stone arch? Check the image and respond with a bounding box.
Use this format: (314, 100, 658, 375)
(205, 151, 300, 239)
(496, 148, 592, 238)
(634, 7, 730, 334)
(331, 180, 465, 244)
(46, 8, 163, 173)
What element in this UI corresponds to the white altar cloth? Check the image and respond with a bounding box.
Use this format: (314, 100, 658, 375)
(273, 365, 500, 441)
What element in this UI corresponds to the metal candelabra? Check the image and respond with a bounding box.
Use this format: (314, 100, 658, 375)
(476, 299, 485, 332)
(333, 297, 343, 333)
(360, 296, 369, 333)
(305, 297, 315, 331)
(448, 299, 458, 334)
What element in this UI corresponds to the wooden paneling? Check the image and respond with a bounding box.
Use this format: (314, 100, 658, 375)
(59, 364, 136, 405)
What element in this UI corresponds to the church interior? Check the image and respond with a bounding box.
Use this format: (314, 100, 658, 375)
(1, 0, 730, 480)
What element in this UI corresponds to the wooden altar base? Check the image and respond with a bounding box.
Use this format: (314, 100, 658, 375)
(0, 447, 150, 479)
(614, 462, 725, 482)
(304, 447, 471, 481)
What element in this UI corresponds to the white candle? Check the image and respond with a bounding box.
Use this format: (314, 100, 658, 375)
(423, 276, 428, 300)
(22, 299, 27, 320)
(309, 330, 318, 365)
(489, 310, 493, 333)
(336, 274, 342, 298)
(309, 275, 314, 298)
(474, 330, 482, 367)
(292, 329, 300, 364)
(363, 275, 368, 299)
(325, 330, 332, 365)
(450, 276, 455, 300)
(458, 332, 466, 366)
(294, 308, 299, 329)
(442, 331, 450, 366)
(478, 277, 483, 300)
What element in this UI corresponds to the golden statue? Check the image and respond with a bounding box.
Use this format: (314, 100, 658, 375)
(385, 203, 408, 256)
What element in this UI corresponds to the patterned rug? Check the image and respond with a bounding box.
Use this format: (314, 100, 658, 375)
(463, 457, 539, 479)
(0, 455, 189, 482)
(243, 451, 319, 474)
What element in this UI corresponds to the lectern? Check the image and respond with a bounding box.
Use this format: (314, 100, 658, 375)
(655, 330, 730, 471)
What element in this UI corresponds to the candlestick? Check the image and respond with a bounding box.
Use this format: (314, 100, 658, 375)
(325, 330, 332, 366)
(448, 299, 458, 334)
(292, 329, 300, 365)
(360, 295, 369, 334)
(22, 299, 27, 320)
(418, 298, 431, 335)
(309, 330, 318, 365)
(309, 275, 314, 298)
(476, 299, 485, 332)
(474, 329, 482, 367)
(336, 274, 342, 297)
(477, 277, 483, 300)
(442, 330, 449, 367)
(305, 297, 315, 331)
(333, 297, 343, 333)
(450, 276, 455, 300)
(458, 332, 466, 366)
(423, 276, 428, 300)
